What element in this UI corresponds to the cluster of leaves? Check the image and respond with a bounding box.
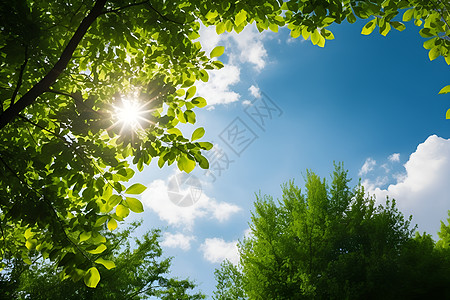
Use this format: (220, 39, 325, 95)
(0, 221, 205, 299)
(214, 164, 450, 299)
(1, 0, 450, 287)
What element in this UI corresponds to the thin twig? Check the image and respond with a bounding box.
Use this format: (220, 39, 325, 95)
(100, 0, 148, 15)
(146, 3, 184, 25)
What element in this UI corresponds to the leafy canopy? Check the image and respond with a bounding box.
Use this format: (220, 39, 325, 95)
(0, 0, 449, 287)
(1, 221, 205, 299)
(214, 164, 450, 299)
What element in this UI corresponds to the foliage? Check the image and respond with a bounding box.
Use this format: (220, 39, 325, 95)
(213, 260, 246, 300)
(0, 221, 205, 299)
(214, 164, 450, 299)
(1, 0, 449, 286)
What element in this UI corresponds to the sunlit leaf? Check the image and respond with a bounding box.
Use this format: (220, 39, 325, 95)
(210, 46, 225, 58)
(84, 267, 100, 288)
(125, 183, 147, 195)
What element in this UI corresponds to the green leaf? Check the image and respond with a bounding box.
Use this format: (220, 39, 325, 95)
(24, 228, 34, 239)
(361, 19, 377, 35)
(429, 47, 440, 61)
(311, 29, 320, 45)
(290, 29, 301, 39)
(177, 155, 196, 173)
(199, 70, 209, 82)
(347, 13, 357, 24)
(380, 22, 391, 36)
(186, 86, 196, 99)
(125, 183, 147, 195)
(269, 23, 278, 32)
(423, 38, 437, 50)
(191, 127, 205, 141)
(94, 216, 108, 227)
(420, 28, 435, 38)
(391, 21, 406, 32)
(95, 258, 116, 270)
(107, 218, 118, 231)
(198, 142, 213, 150)
(125, 197, 144, 213)
(116, 204, 130, 219)
(210, 46, 225, 58)
(235, 10, 247, 26)
(84, 267, 100, 288)
(167, 127, 183, 136)
(87, 244, 107, 254)
(184, 110, 196, 124)
(447, 109, 450, 119)
(79, 231, 91, 242)
(439, 85, 450, 94)
(299, 27, 308, 41)
(26, 239, 37, 250)
(216, 22, 225, 35)
(191, 97, 207, 108)
(402, 9, 414, 22)
(107, 194, 122, 207)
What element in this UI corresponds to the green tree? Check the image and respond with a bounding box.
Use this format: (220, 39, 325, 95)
(0, 221, 205, 299)
(213, 259, 246, 300)
(1, 0, 449, 287)
(214, 164, 450, 299)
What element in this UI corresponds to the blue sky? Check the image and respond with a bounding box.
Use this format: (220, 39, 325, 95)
(126, 18, 450, 298)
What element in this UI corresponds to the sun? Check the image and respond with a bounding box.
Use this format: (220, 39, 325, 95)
(112, 98, 150, 131)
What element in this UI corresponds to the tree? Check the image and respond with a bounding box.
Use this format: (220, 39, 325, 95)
(213, 260, 246, 300)
(0, 221, 205, 299)
(1, 0, 449, 287)
(214, 164, 450, 299)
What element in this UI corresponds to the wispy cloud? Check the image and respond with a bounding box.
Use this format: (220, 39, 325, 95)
(199, 238, 239, 265)
(359, 158, 376, 176)
(388, 153, 400, 162)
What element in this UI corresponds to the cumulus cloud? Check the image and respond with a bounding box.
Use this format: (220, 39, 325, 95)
(359, 158, 376, 176)
(195, 24, 270, 107)
(363, 135, 450, 236)
(141, 173, 241, 230)
(199, 238, 239, 265)
(249, 85, 261, 98)
(242, 99, 252, 106)
(161, 232, 195, 251)
(196, 64, 240, 106)
(388, 153, 400, 162)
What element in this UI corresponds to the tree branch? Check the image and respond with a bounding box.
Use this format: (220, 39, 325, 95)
(100, 0, 149, 15)
(146, 3, 184, 25)
(0, 154, 92, 264)
(0, 0, 107, 130)
(11, 45, 29, 105)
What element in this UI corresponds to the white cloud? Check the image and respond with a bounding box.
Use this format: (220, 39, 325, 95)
(364, 135, 450, 236)
(228, 25, 268, 70)
(199, 238, 239, 265)
(196, 64, 240, 106)
(249, 85, 261, 98)
(161, 232, 195, 251)
(359, 158, 376, 176)
(242, 99, 252, 106)
(195, 23, 271, 107)
(141, 173, 241, 230)
(388, 153, 400, 162)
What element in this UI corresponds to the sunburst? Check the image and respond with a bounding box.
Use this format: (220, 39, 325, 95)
(111, 98, 153, 133)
